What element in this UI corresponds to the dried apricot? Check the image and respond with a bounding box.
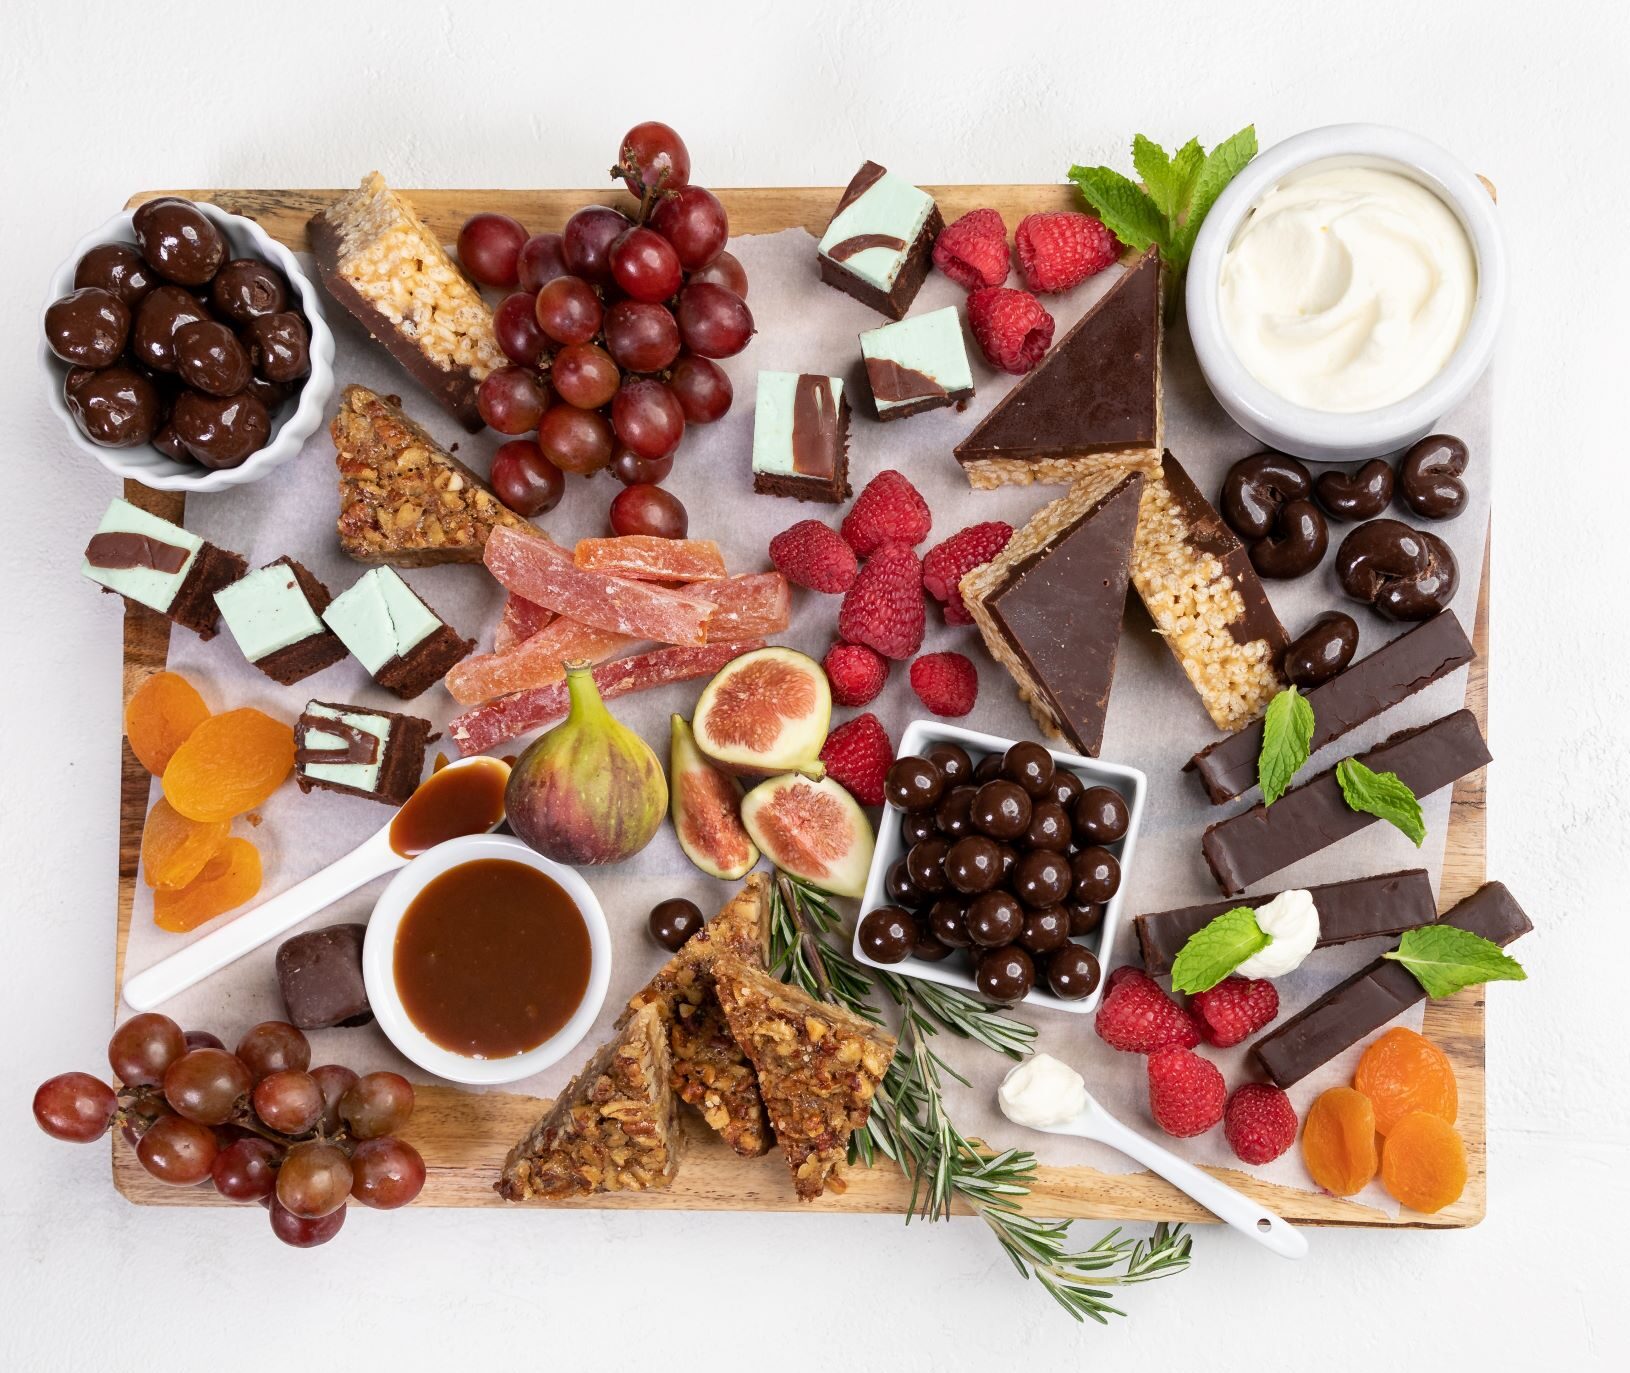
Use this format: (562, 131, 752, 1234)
(153, 837, 262, 933)
(1300, 1086, 1378, 1196)
(1354, 1026, 1458, 1135)
(162, 708, 294, 822)
(124, 671, 211, 775)
(140, 798, 229, 891)
(1380, 1111, 1467, 1213)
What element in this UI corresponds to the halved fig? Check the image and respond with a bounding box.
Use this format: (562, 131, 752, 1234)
(692, 646, 830, 776)
(670, 715, 759, 880)
(740, 774, 874, 899)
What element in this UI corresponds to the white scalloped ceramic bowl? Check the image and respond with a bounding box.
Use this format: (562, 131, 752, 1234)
(40, 201, 335, 492)
(1186, 124, 1505, 463)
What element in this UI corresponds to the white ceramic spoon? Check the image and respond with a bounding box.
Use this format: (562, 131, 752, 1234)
(123, 756, 509, 1013)
(1006, 1069, 1308, 1260)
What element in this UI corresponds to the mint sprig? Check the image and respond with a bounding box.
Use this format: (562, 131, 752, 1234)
(1336, 757, 1425, 845)
(1170, 906, 1267, 995)
(1383, 925, 1527, 999)
(1258, 686, 1314, 806)
(1068, 126, 1257, 294)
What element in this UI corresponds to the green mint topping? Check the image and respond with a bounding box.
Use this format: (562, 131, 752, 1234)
(1170, 906, 1267, 995)
(1258, 686, 1314, 807)
(1383, 925, 1528, 999)
(1336, 757, 1426, 845)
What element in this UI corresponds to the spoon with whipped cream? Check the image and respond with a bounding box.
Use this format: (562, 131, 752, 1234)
(998, 1054, 1308, 1259)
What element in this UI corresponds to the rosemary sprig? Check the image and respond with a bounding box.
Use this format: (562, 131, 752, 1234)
(768, 873, 1191, 1323)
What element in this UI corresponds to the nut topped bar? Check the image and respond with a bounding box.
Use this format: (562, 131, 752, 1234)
(309, 173, 505, 430)
(496, 1003, 680, 1201)
(816, 161, 943, 320)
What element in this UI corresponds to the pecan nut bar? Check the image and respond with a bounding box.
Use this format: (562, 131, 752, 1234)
(626, 873, 772, 1158)
(711, 957, 897, 1201)
(496, 1003, 680, 1201)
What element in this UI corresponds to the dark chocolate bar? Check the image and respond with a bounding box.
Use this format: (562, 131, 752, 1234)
(1252, 881, 1531, 1087)
(1135, 868, 1437, 975)
(1201, 709, 1490, 896)
(1186, 610, 1475, 804)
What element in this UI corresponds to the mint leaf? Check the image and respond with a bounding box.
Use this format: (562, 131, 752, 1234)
(1132, 135, 1178, 219)
(1168, 138, 1205, 221)
(1173, 124, 1258, 263)
(1067, 164, 1167, 254)
(1170, 907, 1268, 994)
(1258, 686, 1314, 806)
(1383, 926, 1527, 999)
(1336, 757, 1425, 845)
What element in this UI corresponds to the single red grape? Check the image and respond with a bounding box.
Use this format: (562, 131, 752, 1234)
(109, 1012, 185, 1087)
(602, 299, 680, 373)
(457, 213, 528, 288)
(235, 1022, 310, 1082)
(338, 1072, 416, 1141)
(163, 1048, 251, 1125)
(609, 446, 673, 486)
(651, 185, 728, 270)
(561, 206, 630, 284)
(688, 248, 748, 299)
(309, 1065, 358, 1134)
(611, 379, 685, 460)
(137, 1113, 219, 1185)
(516, 231, 568, 293)
(252, 1069, 325, 1135)
(477, 366, 549, 434)
(494, 292, 548, 367)
(269, 1195, 346, 1248)
(534, 275, 603, 346)
(537, 403, 614, 475)
(617, 121, 691, 195)
(491, 439, 565, 516)
(350, 1137, 427, 1210)
(609, 227, 683, 303)
(183, 1030, 225, 1051)
(550, 342, 621, 409)
(277, 1141, 354, 1218)
(668, 354, 733, 423)
(675, 282, 754, 358)
(212, 1136, 280, 1202)
(33, 1073, 118, 1142)
(610, 483, 688, 539)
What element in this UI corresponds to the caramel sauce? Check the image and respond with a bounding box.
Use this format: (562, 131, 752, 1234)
(393, 858, 591, 1059)
(389, 758, 508, 858)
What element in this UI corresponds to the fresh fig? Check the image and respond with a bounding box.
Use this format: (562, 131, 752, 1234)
(740, 774, 875, 899)
(692, 646, 831, 776)
(670, 715, 759, 880)
(505, 661, 667, 865)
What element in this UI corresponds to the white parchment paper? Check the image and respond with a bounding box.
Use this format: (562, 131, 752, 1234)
(116, 226, 1491, 1217)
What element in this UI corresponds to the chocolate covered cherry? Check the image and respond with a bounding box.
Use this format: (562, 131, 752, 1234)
(171, 390, 271, 468)
(74, 242, 156, 307)
(133, 198, 225, 285)
(242, 311, 311, 383)
(885, 756, 944, 812)
(647, 898, 703, 951)
(66, 365, 160, 447)
(1398, 434, 1469, 521)
(857, 907, 916, 965)
(175, 321, 251, 396)
(133, 286, 211, 372)
(1071, 786, 1128, 845)
(976, 945, 1035, 1004)
(211, 259, 289, 323)
(45, 287, 130, 368)
(1282, 611, 1360, 688)
(1046, 945, 1101, 1000)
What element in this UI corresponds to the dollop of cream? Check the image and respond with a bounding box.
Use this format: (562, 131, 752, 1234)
(1236, 889, 1321, 979)
(1219, 163, 1476, 413)
(997, 1053, 1087, 1129)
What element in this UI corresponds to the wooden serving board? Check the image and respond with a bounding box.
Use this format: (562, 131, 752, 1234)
(110, 185, 1493, 1227)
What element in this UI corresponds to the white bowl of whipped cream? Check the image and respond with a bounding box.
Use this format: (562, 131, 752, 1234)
(1186, 124, 1505, 462)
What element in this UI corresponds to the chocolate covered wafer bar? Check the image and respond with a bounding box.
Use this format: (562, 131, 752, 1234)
(1201, 709, 1491, 895)
(1135, 869, 1437, 976)
(1252, 881, 1532, 1087)
(1187, 610, 1475, 804)
(1130, 452, 1288, 732)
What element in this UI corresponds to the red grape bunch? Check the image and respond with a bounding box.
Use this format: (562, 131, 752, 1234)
(455, 121, 752, 541)
(33, 1012, 425, 1249)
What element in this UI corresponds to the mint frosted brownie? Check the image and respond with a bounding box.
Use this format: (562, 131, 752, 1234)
(81, 496, 246, 640)
(215, 558, 348, 685)
(322, 567, 472, 700)
(294, 699, 431, 805)
(860, 306, 974, 420)
(817, 161, 942, 319)
(751, 372, 850, 503)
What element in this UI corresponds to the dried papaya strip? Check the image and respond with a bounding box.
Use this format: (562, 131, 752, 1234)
(575, 536, 728, 583)
(493, 593, 554, 653)
(685, 572, 790, 639)
(445, 616, 637, 705)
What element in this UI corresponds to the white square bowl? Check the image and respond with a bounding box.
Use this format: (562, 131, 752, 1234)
(851, 719, 1146, 1015)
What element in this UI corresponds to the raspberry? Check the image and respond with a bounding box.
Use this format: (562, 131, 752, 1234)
(932, 208, 1010, 290)
(1094, 973, 1201, 1054)
(1223, 1083, 1298, 1165)
(840, 469, 932, 558)
(768, 519, 858, 594)
(818, 713, 892, 807)
(908, 652, 978, 717)
(1015, 212, 1119, 293)
(921, 521, 1013, 625)
(1189, 977, 1279, 1048)
(967, 287, 1055, 375)
(1146, 1048, 1227, 1138)
(823, 642, 887, 707)
(836, 542, 924, 661)
(1105, 965, 1152, 996)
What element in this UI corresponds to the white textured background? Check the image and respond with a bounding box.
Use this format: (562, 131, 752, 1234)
(3, 2, 1626, 1367)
